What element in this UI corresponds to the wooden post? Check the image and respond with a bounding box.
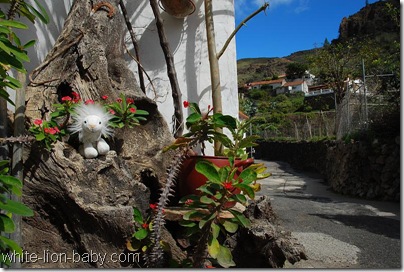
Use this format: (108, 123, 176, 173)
(204, 0, 223, 155)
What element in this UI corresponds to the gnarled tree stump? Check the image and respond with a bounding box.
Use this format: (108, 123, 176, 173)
(22, 0, 174, 268)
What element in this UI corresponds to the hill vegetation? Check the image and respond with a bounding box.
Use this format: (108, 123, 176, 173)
(238, 0, 400, 141)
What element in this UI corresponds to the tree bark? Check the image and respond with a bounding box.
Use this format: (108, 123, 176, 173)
(23, 0, 175, 268)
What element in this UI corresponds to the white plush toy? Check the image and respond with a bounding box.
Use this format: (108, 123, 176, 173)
(69, 103, 113, 159)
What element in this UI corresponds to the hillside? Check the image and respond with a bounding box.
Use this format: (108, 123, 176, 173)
(237, 0, 399, 87)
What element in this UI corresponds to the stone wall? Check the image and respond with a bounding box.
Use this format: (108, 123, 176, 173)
(256, 138, 400, 202)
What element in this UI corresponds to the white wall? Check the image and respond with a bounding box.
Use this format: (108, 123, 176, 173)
(7, 0, 239, 154)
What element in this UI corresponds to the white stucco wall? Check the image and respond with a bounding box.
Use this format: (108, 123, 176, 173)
(6, 0, 238, 154)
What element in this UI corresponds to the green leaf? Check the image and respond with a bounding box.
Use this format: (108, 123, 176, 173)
(185, 112, 201, 125)
(208, 236, 220, 259)
(134, 109, 149, 116)
(218, 167, 229, 182)
(0, 20, 28, 29)
(222, 220, 239, 233)
(133, 228, 148, 240)
(213, 114, 237, 129)
(132, 207, 143, 223)
(211, 222, 220, 239)
(0, 236, 22, 255)
(196, 184, 214, 196)
(28, 0, 50, 24)
(0, 160, 8, 168)
(229, 209, 250, 228)
(189, 102, 201, 114)
(0, 51, 25, 72)
(230, 193, 247, 205)
(179, 220, 196, 228)
(235, 183, 255, 199)
(183, 210, 204, 221)
(200, 195, 215, 205)
(195, 160, 220, 183)
(0, 175, 22, 195)
(0, 214, 15, 233)
(5, 75, 21, 89)
(216, 245, 236, 268)
(238, 168, 257, 184)
(23, 40, 36, 49)
(0, 89, 15, 106)
(0, 199, 34, 216)
(35, 133, 45, 141)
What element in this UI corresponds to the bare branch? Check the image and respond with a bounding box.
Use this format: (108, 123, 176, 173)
(217, 2, 269, 60)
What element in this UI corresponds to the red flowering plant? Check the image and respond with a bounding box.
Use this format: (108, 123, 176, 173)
(28, 91, 81, 150)
(164, 101, 237, 155)
(104, 93, 149, 128)
(126, 204, 173, 267)
(147, 100, 270, 268)
(177, 157, 267, 268)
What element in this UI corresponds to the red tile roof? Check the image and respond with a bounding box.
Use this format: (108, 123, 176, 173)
(284, 80, 304, 86)
(246, 78, 284, 87)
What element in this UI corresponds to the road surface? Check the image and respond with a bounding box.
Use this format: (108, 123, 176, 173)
(256, 160, 400, 269)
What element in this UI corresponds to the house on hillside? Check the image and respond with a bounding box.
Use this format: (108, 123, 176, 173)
(277, 80, 309, 95)
(306, 84, 334, 97)
(302, 71, 315, 86)
(244, 78, 285, 90)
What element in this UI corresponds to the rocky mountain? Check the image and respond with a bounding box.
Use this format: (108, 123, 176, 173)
(237, 0, 399, 86)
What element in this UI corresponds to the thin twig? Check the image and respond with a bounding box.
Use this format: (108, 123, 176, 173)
(119, 0, 146, 93)
(217, 2, 269, 60)
(149, 0, 184, 138)
(125, 45, 158, 100)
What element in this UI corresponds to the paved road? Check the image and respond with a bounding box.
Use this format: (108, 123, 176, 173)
(256, 160, 400, 269)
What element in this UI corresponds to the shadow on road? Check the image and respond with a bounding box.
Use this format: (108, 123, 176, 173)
(311, 214, 400, 239)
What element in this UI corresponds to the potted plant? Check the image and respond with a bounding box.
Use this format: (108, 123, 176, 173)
(163, 101, 263, 198)
(144, 101, 269, 268)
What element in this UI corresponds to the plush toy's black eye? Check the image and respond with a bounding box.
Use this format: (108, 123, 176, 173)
(99, 121, 101, 125)
(84, 121, 87, 124)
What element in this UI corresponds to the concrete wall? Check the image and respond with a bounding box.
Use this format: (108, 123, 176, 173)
(7, 0, 238, 155)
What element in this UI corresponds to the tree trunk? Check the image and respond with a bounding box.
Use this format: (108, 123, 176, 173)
(23, 0, 175, 268)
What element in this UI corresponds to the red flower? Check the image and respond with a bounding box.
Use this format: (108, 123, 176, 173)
(85, 99, 95, 105)
(149, 203, 158, 210)
(205, 265, 215, 268)
(116, 98, 123, 103)
(61, 96, 72, 102)
(142, 223, 149, 229)
(223, 181, 233, 190)
(44, 127, 58, 135)
(126, 98, 134, 104)
(183, 100, 189, 108)
(34, 119, 43, 125)
(109, 109, 116, 115)
(72, 92, 81, 103)
(129, 107, 136, 113)
(53, 126, 60, 133)
(185, 199, 194, 205)
(101, 95, 108, 100)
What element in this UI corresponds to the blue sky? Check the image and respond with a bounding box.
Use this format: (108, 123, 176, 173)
(234, 0, 380, 60)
